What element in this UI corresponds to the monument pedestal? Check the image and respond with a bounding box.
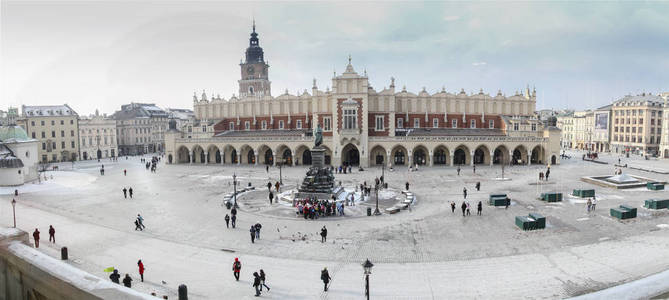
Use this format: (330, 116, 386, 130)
(296, 145, 337, 200)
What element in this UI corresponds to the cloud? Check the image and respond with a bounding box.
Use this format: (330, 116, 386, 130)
(443, 15, 460, 22)
(472, 62, 487, 66)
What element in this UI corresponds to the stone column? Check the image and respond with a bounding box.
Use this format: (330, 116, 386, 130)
(509, 151, 514, 165)
(255, 154, 259, 165)
(429, 150, 434, 166)
(238, 154, 242, 165)
(190, 151, 194, 164)
(273, 154, 278, 166)
(407, 150, 413, 167)
(387, 151, 392, 168)
(489, 151, 494, 166)
(470, 151, 475, 166)
(292, 155, 296, 166)
(450, 154, 455, 166)
(527, 150, 532, 165)
(205, 152, 209, 164)
(221, 151, 225, 165)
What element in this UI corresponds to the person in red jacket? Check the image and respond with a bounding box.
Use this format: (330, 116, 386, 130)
(232, 258, 241, 281)
(32, 228, 40, 248)
(137, 259, 145, 282)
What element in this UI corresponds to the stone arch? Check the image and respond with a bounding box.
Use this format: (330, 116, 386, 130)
(551, 155, 557, 165)
(473, 144, 491, 165)
(258, 145, 273, 165)
(433, 145, 450, 165)
(512, 145, 528, 165)
(294, 145, 312, 165)
(391, 145, 408, 166)
(412, 145, 429, 166)
(341, 143, 360, 166)
(192, 145, 205, 163)
(453, 144, 471, 165)
(240, 144, 255, 164)
(206, 144, 220, 163)
(320, 145, 333, 165)
(222, 145, 237, 164)
(276, 144, 292, 165)
(369, 145, 387, 166)
(493, 145, 510, 165)
(177, 146, 190, 163)
(531, 145, 545, 164)
(168, 154, 173, 164)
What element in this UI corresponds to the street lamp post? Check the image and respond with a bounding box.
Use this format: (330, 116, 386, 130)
(362, 259, 374, 300)
(381, 163, 385, 186)
(11, 198, 16, 228)
(278, 160, 283, 185)
(374, 185, 381, 215)
(232, 173, 238, 208)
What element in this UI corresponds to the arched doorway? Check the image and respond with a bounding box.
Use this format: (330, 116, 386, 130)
(433, 146, 449, 165)
(531, 146, 544, 164)
(369, 145, 387, 166)
(454, 149, 467, 165)
(96, 149, 102, 159)
(215, 150, 221, 163)
(83, 152, 88, 160)
(247, 149, 256, 164)
(493, 146, 509, 164)
(512, 146, 527, 165)
(177, 146, 190, 163)
(342, 144, 360, 166)
(473, 146, 490, 165)
(551, 155, 557, 165)
(168, 154, 173, 163)
(302, 150, 312, 165)
(413, 147, 427, 165)
(231, 149, 238, 164)
(394, 149, 405, 165)
(264, 149, 274, 165)
(282, 149, 292, 165)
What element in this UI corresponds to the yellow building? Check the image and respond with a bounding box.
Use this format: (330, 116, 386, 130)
(610, 94, 663, 156)
(19, 105, 80, 163)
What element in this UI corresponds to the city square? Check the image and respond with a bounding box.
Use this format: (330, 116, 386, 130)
(3, 149, 669, 299)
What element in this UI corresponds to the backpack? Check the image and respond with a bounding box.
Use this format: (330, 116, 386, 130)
(234, 261, 241, 270)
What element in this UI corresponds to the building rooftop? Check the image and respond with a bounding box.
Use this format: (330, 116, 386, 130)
(0, 144, 24, 169)
(401, 128, 506, 137)
(22, 104, 78, 117)
(0, 125, 32, 143)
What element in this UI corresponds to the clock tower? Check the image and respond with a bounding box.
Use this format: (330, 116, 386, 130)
(239, 21, 271, 98)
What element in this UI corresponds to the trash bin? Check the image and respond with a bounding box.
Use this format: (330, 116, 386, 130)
(178, 284, 188, 300)
(367, 207, 372, 216)
(384, 183, 388, 189)
(61, 247, 68, 260)
(225, 201, 232, 209)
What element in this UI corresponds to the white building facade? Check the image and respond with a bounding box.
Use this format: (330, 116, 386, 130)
(79, 113, 118, 160)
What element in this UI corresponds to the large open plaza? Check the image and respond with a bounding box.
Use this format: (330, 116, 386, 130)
(2, 149, 669, 299)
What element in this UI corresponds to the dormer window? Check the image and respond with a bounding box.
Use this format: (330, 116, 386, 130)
(279, 120, 284, 129)
(470, 120, 476, 128)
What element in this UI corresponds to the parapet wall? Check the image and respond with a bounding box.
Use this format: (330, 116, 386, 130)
(0, 227, 156, 300)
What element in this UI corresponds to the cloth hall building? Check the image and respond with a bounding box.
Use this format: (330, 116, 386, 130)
(165, 25, 561, 168)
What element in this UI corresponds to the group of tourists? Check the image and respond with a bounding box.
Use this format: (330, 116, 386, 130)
(31, 225, 56, 248)
(231, 258, 271, 296)
(225, 207, 239, 228)
(142, 156, 160, 172)
(134, 214, 146, 231)
(122, 187, 134, 199)
(586, 197, 598, 212)
(539, 166, 551, 181)
(250, 222, 262, 243)
(109, 259, 145, 289)
(334, 164, 353, 174)
(296, 198, 345, 219)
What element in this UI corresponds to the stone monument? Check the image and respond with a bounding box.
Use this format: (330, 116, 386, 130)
(296, 125, 338, 199)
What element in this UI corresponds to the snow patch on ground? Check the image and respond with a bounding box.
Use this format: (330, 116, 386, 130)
(0, 171, 96, 195)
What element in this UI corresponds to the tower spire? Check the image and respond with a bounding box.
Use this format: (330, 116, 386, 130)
(253, 18, 256, 33)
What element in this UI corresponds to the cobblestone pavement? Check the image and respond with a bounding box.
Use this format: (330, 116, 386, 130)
(1, 149, 669, 299)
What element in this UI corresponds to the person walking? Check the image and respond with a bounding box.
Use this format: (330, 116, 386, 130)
(321, 267, 331, 291)
(129, 187, 133, 199)
(225, 214, 230, 228)
(266, 165, 269, 173)
(32, 228, 40, 248)
(586, 198, 592, 213)
(476, 182, 481, 191)
(124, 169, 127, 176)
(267, 181, 272, 191)
(405, 181, 410, 191)
(591, 196, 597, 211)
(231, 214, 237, 228)
(275, 181, 280, 193)
(320, 225, 327, 243)
(473, 165, 476, 174)
(122, 274, 132, 288)
(539, 172, 544, 181)
(123, 188, 127, 199)
(457, 166, 461, 175)
(466, 201, 471, 216)
(137, 214, 145, 230)
(109, 269, 121, 284)
(137, 260, 145, 282)
(545, 169, 550, 181)
(48, 225, 55, 243)
(253, 272, 262, 296)
(254, 222, 262, 239)
(477, 201, 482, 216)
(505, 196, 510, 209)
(259, 269, 270, 291)
(461, 201, 466, 217)
(231, 207, 237, 217)
(232, 258, 241, 281)
(250, 225, 256, 243)
(463, 187, 468, 199)
(450, 201, 456, 213)
(134, 220, 143, 231)
(269, 191, 274, 205)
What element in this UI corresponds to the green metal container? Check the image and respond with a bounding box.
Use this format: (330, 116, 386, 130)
(489, 197, 508, 206)
(515, 216, 534, 230)
(541, 192, 562, 202)
(647, 182, 665, 190)
(489, 194, 507, 201)
(573, 189, 595, 198)
(529, 213, 546, 229)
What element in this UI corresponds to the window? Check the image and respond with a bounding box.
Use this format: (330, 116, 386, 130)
(279, 120, 285, 129)
(41, 121, 45, 126)
(261, 120, 267, 130)
(245, 121, 250, 130)
(52, 142, 56, 150)
(202, 125, 207, 132)
(651, 136, 655, 144)
(70, 120, 73, 125)
(32, 132, 36, 138)
(397, 118, 403, 128)
(375, 115, 384, 131)
(638, 127, 643, 133)
(489, 120, 494, 128)
(229, 122, 234, 131)
(52, 154, 57, 161)
(70, 130, 74, 136)
(42, 143, 46, 150)
(51, 120, 55, 125)
(470, 119, 476, 129)
(323, 117, 332, 131)
(61, 141, 65, 149)
(513, 123, 519, 131)
(104, 137, 108, 145)
(433, 118, 439, 128)
(343, 109, 357, 129)
(651, 128, 655, 134)
(60, 120, 64, 125)
(451, 119, 457, 128)
(71, 141, 75, 148)
(414, 118, 420, 128)
(296, 120, 302, 129)
(41, 132, 45, 138)
(51, 131, 55, 138)
(531, 124, 537, 131)
(31, 121, 35, 126)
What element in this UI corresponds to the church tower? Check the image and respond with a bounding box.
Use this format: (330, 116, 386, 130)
(239, 21, 271, 98)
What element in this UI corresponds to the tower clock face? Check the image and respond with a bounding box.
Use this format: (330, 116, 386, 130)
(247, 66, 254, 74)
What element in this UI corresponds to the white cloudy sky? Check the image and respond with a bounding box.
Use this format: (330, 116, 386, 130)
(1, 1, 668, 116)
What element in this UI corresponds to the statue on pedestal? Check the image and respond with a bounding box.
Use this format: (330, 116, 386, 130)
(314, 124, 323, 147)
